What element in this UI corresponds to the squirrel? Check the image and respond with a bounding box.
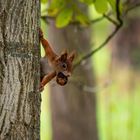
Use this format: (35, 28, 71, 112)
(39, 29, 75, 90)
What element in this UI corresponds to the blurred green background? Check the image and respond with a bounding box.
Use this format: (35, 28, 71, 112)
(40, 2, 140, 140)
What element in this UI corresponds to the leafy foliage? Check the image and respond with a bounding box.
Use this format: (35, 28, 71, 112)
(94, 0, 108, 13)
(56, 8, 73, 28)
(41, 0, 48, 4)
(108, 0, 116, 11)
(78, 0, 93, 5)
(41, 0, 122, 28)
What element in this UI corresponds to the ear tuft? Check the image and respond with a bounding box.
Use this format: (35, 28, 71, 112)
(68, 51, 75, 62)
(60, 49, 68, 61)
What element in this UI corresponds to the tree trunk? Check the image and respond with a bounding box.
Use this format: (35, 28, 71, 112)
(48, 23, 98, 140)
(112, 17, 140, 94)
(0, 0, 40, 139)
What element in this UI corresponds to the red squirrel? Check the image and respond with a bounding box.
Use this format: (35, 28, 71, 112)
(39, 29, 75, 90)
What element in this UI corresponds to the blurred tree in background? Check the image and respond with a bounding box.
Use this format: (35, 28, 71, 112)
(48, 9, 98, 140)
(93, 1, 140, 140)
(109, 6, 140, 140)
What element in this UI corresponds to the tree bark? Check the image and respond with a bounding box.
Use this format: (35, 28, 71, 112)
(48, 22, 98, 140)
(0, 0, 40, 139)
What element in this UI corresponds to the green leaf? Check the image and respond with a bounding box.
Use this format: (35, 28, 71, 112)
(56, 8, 73, 28)
(75, 12, 90, 26)
(107, 0, 123, 14)
(107, 0, 116, 11)
(94, 0, 108, 14)
(79, 0, 93, 5)
(49, 0, 65, 9)
(41, 0, 48, 4)
(48, 0, 66, 16)
(41, 9, 48, 17)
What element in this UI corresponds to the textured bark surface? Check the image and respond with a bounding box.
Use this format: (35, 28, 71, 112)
(48, 22, 98, 140)
(0, 0, 40, 139)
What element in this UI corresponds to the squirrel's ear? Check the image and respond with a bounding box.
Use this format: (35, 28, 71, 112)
(68, 51, 75, 62)
(60, 50, 68, 61)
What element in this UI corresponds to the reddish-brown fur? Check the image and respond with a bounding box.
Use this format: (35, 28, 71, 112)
(39, 29, 75, 90)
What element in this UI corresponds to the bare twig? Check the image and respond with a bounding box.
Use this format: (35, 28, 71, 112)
(41, 14, 112, 26)
(116, 0, 123, 26)
(73, 25, 121, 68)
(90, 16, 105, 24)
(103, 14, 118, 26)
(124, 2, 140, 16)
(41, 15, 106, 25)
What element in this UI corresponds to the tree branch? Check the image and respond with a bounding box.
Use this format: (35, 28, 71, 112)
(124, 2, 140, 16)
(73, 24, 121, 69)
(103, 14, 118, 26)
(41, 15, 106, 25)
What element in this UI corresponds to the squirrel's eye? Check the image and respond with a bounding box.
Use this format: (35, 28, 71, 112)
(62, 63, 67, 69)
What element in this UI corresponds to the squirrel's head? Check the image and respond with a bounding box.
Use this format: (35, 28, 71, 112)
(54, 50, 75, 86)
